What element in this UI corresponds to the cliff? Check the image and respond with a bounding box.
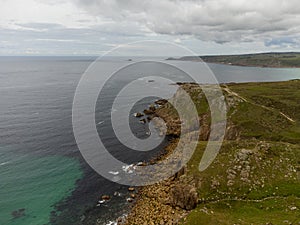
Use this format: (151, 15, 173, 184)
(124, 80, 300, 225)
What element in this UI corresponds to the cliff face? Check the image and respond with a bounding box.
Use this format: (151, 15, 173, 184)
(123, 80, 300, 225)
(156, 80, 300, 143)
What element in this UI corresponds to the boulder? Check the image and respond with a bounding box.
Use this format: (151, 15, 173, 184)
(211, 179, 220, 189)
(134, 112, 144, 118)
(155, 99, 168, 105)
(236, 149, 252, 161)
(128, 187, 135, 191)
(101, 195, 110, 201)
(143, 109, 155, 115)
(169, 184, 198, 210)
(130, 193, 136, 198)
(149, 104, 156, 111)
(127, 197, 134, 203)
(139, 119, 147, 124)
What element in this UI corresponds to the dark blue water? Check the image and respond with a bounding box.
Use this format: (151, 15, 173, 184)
(0, 56, 174, 225)
(1, 56, 299, 225)
(207, 62, 300, 83)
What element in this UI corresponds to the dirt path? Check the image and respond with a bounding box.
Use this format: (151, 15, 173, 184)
(223, 86, 296, 123)
(206, 196, 300, 205)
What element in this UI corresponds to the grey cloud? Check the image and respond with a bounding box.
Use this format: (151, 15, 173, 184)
(74, 0, 300, 45)
(2, 0, 300, 55)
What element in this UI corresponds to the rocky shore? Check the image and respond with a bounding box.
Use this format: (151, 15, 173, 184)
(114, 89, 196, 224)
(119, 83, 212, 224)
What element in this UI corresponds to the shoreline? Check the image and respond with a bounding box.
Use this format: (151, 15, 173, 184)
(167, 59, 300, 69)
(122, 85, 202, 225)
(205, 61, 300, 69)
(167, 52, 300, 69)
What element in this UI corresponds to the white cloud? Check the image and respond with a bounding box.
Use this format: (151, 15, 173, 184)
(174, 38, 182, 44)
(0, 0, 96, 29)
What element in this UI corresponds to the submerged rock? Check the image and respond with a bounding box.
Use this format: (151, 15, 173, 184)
(11, 208, 26, 219)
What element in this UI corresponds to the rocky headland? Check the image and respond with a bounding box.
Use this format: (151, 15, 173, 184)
(121, 80, 300, 224)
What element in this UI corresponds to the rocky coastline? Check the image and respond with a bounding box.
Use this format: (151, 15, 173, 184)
(121, 84, 204, 224)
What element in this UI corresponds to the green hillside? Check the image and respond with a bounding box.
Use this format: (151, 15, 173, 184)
(171, 52, 300, 68)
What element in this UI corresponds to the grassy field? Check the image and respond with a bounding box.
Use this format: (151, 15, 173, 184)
(177, 80, 300, 224)
(182, 140, 300, 224)
(171, 52, 300, 68)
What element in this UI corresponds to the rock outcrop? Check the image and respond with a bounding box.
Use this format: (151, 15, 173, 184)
(169, 184, 198, 210)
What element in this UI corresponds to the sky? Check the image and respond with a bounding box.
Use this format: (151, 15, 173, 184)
(1, 0, 300, 56)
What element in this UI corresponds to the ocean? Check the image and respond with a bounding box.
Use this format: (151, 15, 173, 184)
(0, 56, 299, 225)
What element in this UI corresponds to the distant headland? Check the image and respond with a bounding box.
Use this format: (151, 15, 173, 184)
(167, 52, 300, 68)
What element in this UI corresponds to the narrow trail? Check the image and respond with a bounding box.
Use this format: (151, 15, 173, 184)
(280, 112, 296, 123)
(223, 86, 296, 123)
(205, 196, 300, 205)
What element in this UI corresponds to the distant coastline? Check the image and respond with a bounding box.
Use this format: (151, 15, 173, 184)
(167, 52, 300, 68)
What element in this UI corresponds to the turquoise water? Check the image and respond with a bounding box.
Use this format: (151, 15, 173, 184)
(0, 147, 82, 225)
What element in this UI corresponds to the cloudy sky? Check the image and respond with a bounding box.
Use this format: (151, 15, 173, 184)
(1, 0, 300, 56)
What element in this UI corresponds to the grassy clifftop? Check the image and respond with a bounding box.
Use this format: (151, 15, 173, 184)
(125, 80, 300, 225)
(170, 52, 300, 68)
(181, 80, 300, 224)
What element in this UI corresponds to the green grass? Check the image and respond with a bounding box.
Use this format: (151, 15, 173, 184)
(183, 198, 300, 225)
(181, 140, 300, 225)
(170, 80, 300, 225)
(228, 80, 300, 121)
(200, 52, 300, 68)
(228, 81, 300, 143)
